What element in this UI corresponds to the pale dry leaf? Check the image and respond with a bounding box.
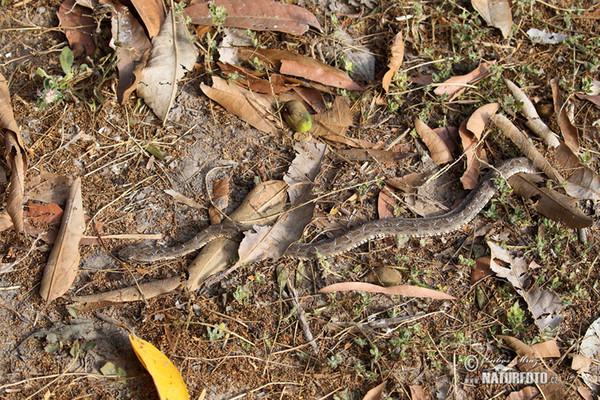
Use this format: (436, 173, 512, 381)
(471, 0, 513, 38)
(555, 142, 600, 200)
(578, 315, 600, 391)
(362, 381, 386, 400)
(488, 241, 563, 332)
(550, 78, 579, 153)
(0, 211, 13, 232)
(530, 340, 561, 358)
(200, 76, 279, 134)
(577, 385, 594, 400)
(408, 385, 427, 400)
(40, 178, 86, 303)
(184, 0, 322, 35)
(101, 0, 151, 104)
(235, 142, 326, 265)
(164, 189, 204, 209)
(58, 0, 96, 57)
(72, 276, 183, 303)
(466, 102, 499, 138)
(527, 28, 568, 44)
(25, 172, 73, 205)
(187, 180, 288, 290)
(137, 11, 198, 121)
(433, 62, 490, 101)
(509, 173, 592, 228)
(503, 78, 560, 147)
(382, 31, 404, 93)
(334, 29, 375, 81)
(308, 96, 363, 147)
(414, 118, 453, 165)
(318, 282, 456, 300)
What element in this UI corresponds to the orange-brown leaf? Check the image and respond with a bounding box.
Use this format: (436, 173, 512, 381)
(131, 0, 165, 38)
(414, 118, 453, 165)
(382, 31, 404, 93)
(319, 282, 456, 300)
(550, 77, 579, 153)
(433, 62, 491, 101)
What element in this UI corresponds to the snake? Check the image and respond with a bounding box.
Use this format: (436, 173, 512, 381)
(118, 158, 537, 263)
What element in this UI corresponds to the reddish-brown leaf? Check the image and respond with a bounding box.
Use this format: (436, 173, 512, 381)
(362, 381, 386, 400)
(184, 0, 322, 35)
(382, 31, 404, 93)
(377, 185, 396, 219)
(470, 256, 493, 284)
(58, 0, 96, 57)
(280, 59, 362, 91)
(433, 62, 491, 101)
(25, 202, 64, 224)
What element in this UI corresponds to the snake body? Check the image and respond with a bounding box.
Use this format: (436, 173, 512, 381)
(118, 158, 537, 263)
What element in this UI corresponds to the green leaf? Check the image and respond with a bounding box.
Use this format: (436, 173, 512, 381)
(101, 362, 128, 378)
(60, 47, 74, 75)
(145, 144, 166, 160)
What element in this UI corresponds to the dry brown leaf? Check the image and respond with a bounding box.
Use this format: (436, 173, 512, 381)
(471, 0, 513, 38)
(470, 256, 493, 284)
(239, 48, 362, 91)
(208, 178, 229, 224)
(235, 142, 326, 265)
(386, 170, 434, 193)
(137, 11, 198, 121)
(550, 78, 579, 153)
(576, 93, 600, 107)
(498, 335, 566, 400)
(503, 78, 560, 148)
(466, 103, 499, 138)
(506, 387, 540, 400)
(555, 142, 600, 200)
(101, 0, 152, 104)
(58, 0, 96, 57)
(73, 276, 183, 304)
(164, 189, 204, 209)
(362, 381, 386, 400)
(319, 282, 455, 300)
(459, 104, 496, 189)
(414, 118, 453, 164)
(292, 86, 327, 113)
(201, 76, 279, 134)
(184, 0, 322, 35)
(530, 340, 561, 358)
(0, 212, 13, 232)
(306, 96, 364, 146)
(408, 385, 427, 400)
(40, 178, 86, 303)
(577, 385, 594, 400)
(509, 173, 592, 228)
(382, 31, 404, 93)
(25, 172, 73, 205)
(131, 0, 165, 38)
(187, 180, 288, 290)
(433, 62, 490, 101)
(25, 202, 64, 225)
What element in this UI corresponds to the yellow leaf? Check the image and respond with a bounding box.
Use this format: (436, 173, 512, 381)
(129, 334, 189, 400)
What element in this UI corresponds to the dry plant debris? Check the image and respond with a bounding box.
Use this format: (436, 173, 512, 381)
(0, 0, 599, 398)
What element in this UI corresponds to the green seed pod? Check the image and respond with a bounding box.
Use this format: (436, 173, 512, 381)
(282, 100, 312, 133)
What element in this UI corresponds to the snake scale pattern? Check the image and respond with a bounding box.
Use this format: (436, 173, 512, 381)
(118, 158, 537, 263)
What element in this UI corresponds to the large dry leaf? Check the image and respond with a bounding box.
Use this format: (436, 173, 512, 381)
(471, 0, 513, 38)
(319, 282, 456, 300)
(101, 0, 152, 104)
(306, 96, 364, 147)
(73, 276, 183, 303)
(58, 0, 96, 57)
(509, 173, 592, 228)
(414, 118, 453, 165)
(433, 62, 490, 101)
(25, 201, 64, 225)
(201, 76, 279, 134)
(137, 11, 198, 121)
(503, 78, 560, 148)
(25, 172, 74, 205)
(333, 29, 375, 81)
(488, 242, 563, 333)
(1, 73, 27, 233)
(550, 78, 579, 153)
(576, 316, 600, 386)
(40, 178, 86, 303)
(239, 48, 362, 91)
(129, 333, 189, 400)
(555, 142, 600, 200)
(382, 31, 404, 93)
(184, 0, 321, 35)
(498, 335, 566, 400)
(187, 180, 288, 290)
(131, 0, 165, 38)
(236, 142, 326, 265)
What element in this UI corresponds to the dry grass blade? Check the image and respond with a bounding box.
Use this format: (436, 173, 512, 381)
(382, 31, 404, 93)
(73, 276, 183, 304)
(40, 178, 85, 303)
(509, 173, 593, 228)
(550, 78, 579, 153)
